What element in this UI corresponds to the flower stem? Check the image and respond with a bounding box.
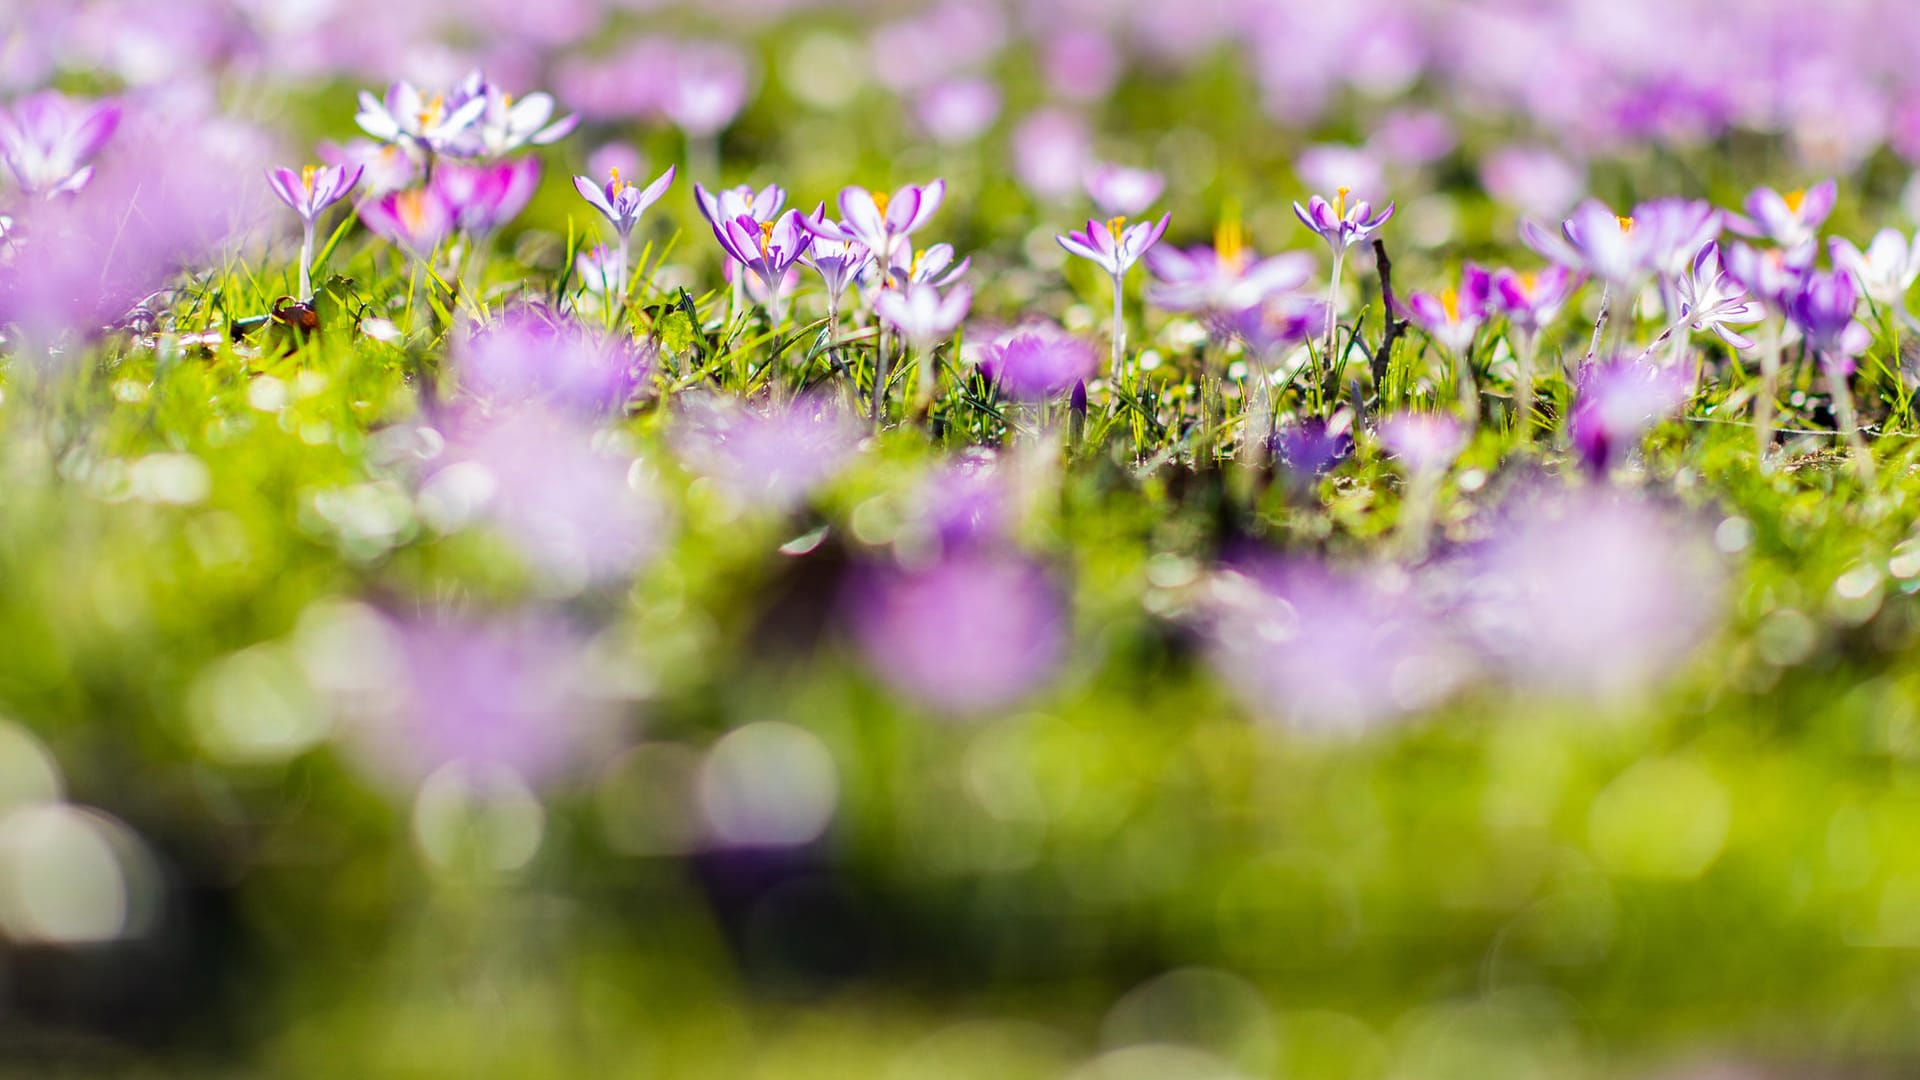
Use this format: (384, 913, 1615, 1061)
(1322, 249, 1346, 417)
(1826, 356, 1875, 483)
(1110, 271, 1126, 384)
(298, 221, 315, 300)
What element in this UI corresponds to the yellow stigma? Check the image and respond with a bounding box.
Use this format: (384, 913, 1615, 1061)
(1107, 216, 1128, 242)
(417, 94, 444, 130)
(1518, 271, 1538, 295)
(1215, 219, 1247, 270)
(1441, 288, 1460, 322)
(911, 249, 926, 277)
(1617, 215, 1635, 234)
(301, 165, 317, 194)
(872, 191, 889, 218)
(609, 166, 629, 194)
(1783, 188, 1807, 214)
(1335, 186, 1350, 218)
(758, 220, 776, 257)
(502, 92, 515, 109)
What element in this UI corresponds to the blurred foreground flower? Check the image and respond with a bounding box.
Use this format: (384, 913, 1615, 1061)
(0, 90, 120, 197)
(672, 393, 862, 513)
(1569, 357, 1692, 474)
(1460, 489, 1724, 699)
(975, 322, 1099, 402)
(847, 551, 1065, 716)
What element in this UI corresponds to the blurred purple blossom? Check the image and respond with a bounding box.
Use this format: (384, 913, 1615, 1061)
(915, 77, 1001, 145)
(456, 304, 652, 414)
(1831, 230, 1920, 311)
(976, 322, 1099, 401)
(1489, 265, 1579, 335)
(1011, 108, 1093, 203)
(1147, 226, 1316, 318)
(672, 393, 862, 513)
(1480, 145, 1585, 220)
(359, 187, 456, 256)
(1569, 357, 1693, 473)
(355, 78, 486, 159)
(1406, 264, 1491, 355)
(1786, 268, 1868, 367)
(847, 550, 1065, 717)
(443, 71, 578, 158)
(432, 157, 541, 236)
(663, 43, 751, 139)
(1084, 163, 1164, 218)
(0, 90, 120, 197)
(1378, 412, 1467, 476)
(1295, 145, 1385, 204)
(1460, 489, 1723, 699)
(875, 280, 972, 349)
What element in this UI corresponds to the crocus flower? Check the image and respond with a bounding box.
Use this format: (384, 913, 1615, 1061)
(883, 242, 971, 289)
(1145, 222, 1316, 318)
(874, 280, 972, 350)
(433, 158, 540, 236)
(1489, 266, 1579, 335)
(1786, 268, 1864, 362)
(1671, 242, 1763, 351)
(846, 551, 1065, 717)
(1292, 187, 1394, 258)
(798, 206, 872, 320)
(663, 44, 751, 140)
(1727, 180, 1837, 250)
(1057, 213, 1172, 280)
(355, 80, 486, 159)
(1479, 145, 1585, 220)
(1229, 294, 1326, 362)
(808, 180, 946, 264)
(1568, 357, 1693, 474)
(976, 322, 1100, 401)
(1011, 107, 1093, 202)
(573, 164, 675, 241)
(1831, 230, 1920, 310)
(1405, 264, 1492, 355)
(712, 208, 813, 319)
(456, 303, 652, 414)
(1636, 199, 1724, 279)
(1084, 162, 1165, 217)
(360, 187, 456, 257)
(443, 71, 578, 158)
(1722, 240, 1814, 312)
(267, 163, 363, 297)
(1521, 199, 1650, 286)
(0, 90, 120, 197)
(693, 182, 786, 231)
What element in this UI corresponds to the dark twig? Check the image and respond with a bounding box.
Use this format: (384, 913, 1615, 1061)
(1369, 238, 1408, 393)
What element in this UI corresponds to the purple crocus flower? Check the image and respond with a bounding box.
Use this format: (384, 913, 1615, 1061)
(1405, 264, 1492, 355)
(712, 208, 813, 320)
(1292, 187, 1394, 257)
(573, 164, 675, 241)
(1635, 198, 1724, 286)
(874, 280, 972, 349)
(1489, 266, 1579, 335)
(1479, 145, 1585, 220)
(1084, 163, 1165, 217)
(976, 322, 1100, 401)
(798, 205, 872, 320)
(355, 79, 487, 159)
(1831, 230, 1920, 310)
(0, 91, 120, 198)
(442, 71, 579, 159)
(1229, 294, 1326, 363)
(1569, 357, 1693, 474)
(1270, 414, 1354, 475)
(1145, 223, 1316, 318)
(432, 157, 541, 236)
(359, 187, 456, 257)
(1672, 242, 1763, 351)
(693, 182, 786, 231)
(808, 180, 946, 264)
(1521, 199, 1649, 286)
(882, 241, 971, 290)
(267, 163, 363, 297)
(1722, 240, 1814, 312)
(1727, 179, 1837, 250)
(846, 551, 1065, 717)
(1786, 269, 1866, 365)
(1057, 213, 1172, 279)
(574, 244, 626, 299)
(1011, 107, 1093, 203)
